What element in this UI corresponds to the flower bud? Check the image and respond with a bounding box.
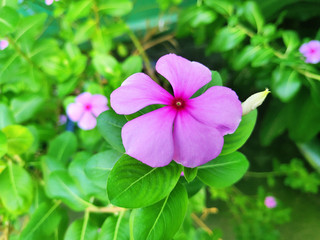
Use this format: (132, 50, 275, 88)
(242, 89, 270, 115)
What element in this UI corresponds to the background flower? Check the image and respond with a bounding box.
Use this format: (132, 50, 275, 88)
(264, 196, 277, 209)
(67, 92, 109, 130)
(0, 40, 9, 50)
(299, 40, 320, 64)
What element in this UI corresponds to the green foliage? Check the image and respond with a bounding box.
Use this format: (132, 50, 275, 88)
(2, 125, 33, 155)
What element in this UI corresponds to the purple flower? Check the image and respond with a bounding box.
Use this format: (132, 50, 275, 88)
(111, 54, 242, 168)
(67, 92, 109, 130)
(264, 196, 277, 209)
(0, 40, 9, 50)
(299, 40, 320, 64)
(58, 115, 67, 126)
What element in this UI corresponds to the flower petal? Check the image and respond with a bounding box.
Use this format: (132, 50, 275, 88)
(122, 106, 176, 167)
(78, 112, 97, 130)
(111, 73, 174, 115)
(91, 105, 109, 117)
(173, 111, 224, 168)
(187, 86, 242, 135)
(76, 92, 92, 104)
(67, 103, 84, 122)
(155, 53, 212, 99)
(91, 94, 108, 106)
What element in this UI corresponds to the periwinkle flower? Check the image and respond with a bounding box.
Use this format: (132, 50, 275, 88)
(0, 40, 9, 50)
(45, 0, 59, 5)
(111, 54, 242, 168)
(67, 92, 109, 130)
(299, 40, 320, 64)
(264, 196, 277, 209)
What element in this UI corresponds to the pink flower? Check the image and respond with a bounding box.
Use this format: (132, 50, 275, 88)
(45, 0, 59, 5)
(264, 196, 277, 209)
(111, 54, 242, 168)
(0, 40, 9, 50)
(299, 40, 320, 64)
(67, 92, 109, 130)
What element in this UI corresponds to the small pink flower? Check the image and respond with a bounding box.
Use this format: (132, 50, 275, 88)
(0, 40, 9, 50)
(67, 92, 109, 130)
(264, 196, 277, 209)
(45, 0, 59, 5)
(58, 115, 67, 125)
(111, 54, 242, 168)
(299, 40, 320, 64)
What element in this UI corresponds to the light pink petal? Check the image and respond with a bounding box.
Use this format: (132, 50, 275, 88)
(307, 40, 320, 49)
(78, 112, 97, 130)
(76, 92, 92, 104)
(67, 103, 84, 122)
(45, 0, 54, 5)
(0, 40, 9, 50)
(155, 53, 212, 99)
(122, 106, 176, 167)
(111, 73, 174, 115)
(299, 43, 309, 54)
(187, 86, 242, 135)
(91, 94, 108, 106)
(306, 54, 320, 64)
(91, 105, 109, 117)
(173, 111, 224, 168)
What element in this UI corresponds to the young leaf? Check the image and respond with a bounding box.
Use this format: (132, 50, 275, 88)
(47, 131, 77, 165)
(221, 109, 257, 155)
(197, 151, 249, 188)
(97, 110, 127, 153)
(64, 219, 99, 240)
(0, 161, 33, 214)
(131, 183, 188, 240)
(243, 1, 264, 32)
(99, 212, 129, 240)
(183, 167, 198, 183)
(107, 155, 182, 208)
(2, 125, 34, 155)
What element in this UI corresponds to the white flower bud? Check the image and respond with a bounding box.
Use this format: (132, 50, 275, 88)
(242, 89, 270, 115)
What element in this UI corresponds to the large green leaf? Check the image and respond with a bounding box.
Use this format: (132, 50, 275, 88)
(47, 132, 77, 165)
(0, 131, 7, 158)
(221, 110, 257, 155)
(98, 0, 133, 16)
(131, 184, 188, 240)
(0, 103, 15, 129)
(107, 155, 182, 208)
(11, 94, 45, 123)
(97, 110, 127, 152)
(0, 162, 33, 214)
(197, 151, 249, 188)
(20, 201, 63, 240)
(2, 125, 34, 155)
(15, 13, 47, 42)
(64, 219, 99, 240)
(0, 6, 19, 35)
(99, 212, 129, 240)
(46, 170, 91, 211)
(85, 150, 122, 189)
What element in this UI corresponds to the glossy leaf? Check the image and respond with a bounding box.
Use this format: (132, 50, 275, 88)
(97, 110, 127, 152)
(99, 212, 129, 240)
(243, 1, 264, 32)
(131, 184, 188, 240)
(46, 170, 91, 211)
(0, 6, 19, 35)
(210, 27, 246, 52)
(65, 0, 93, 23)
(20, 202, 63, 240)
(183, 167, 198, 183)
(205, 0, 234, 16)
(47, 131, 77, 165)
(98, 0, 133, 16)
(0, 131, 7, 157)
(64, 219, 99, 240)
(122, 55, 143, 79)
(15, 13, 47, 42)
(221, 110, 257, 155)
(282, 30, 300, 53)
(197, 151, 249, 188)
(0, 103, 15, 129)
(85, 150, 122, 189)
(297, 138, 320, 174)
(2, 125, 33, 155)
(107, 155, 182, 208)
(0, 162, 33, 214)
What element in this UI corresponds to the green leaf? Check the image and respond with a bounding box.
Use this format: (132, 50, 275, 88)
(0, 131, 7, 157)
(107, 155, 182, 208)
(98, 0, 133, 16)
(97, 110, 127, 153)
(0, 161, 33, 214)
(85, 150, 122, 189)
(2, 125, 33, 155)
(20, 201, 63, 240)
(205, 0, 234, 16)
(47, 132, 77, 165)
(65, 0, 93, 23)
(221, 110, 257, 155)
(210, 27, 246, 52)
(64, 219, 99, 240)
(272, 66, 302, 102)
(197, 151, 249, 188)
(41, 155, 65, 182)
(131, 183, 188, 240)
(251, 48, 274, 67)
(0, 0, 18, 8)
(11, 94, 44, 123)
(232, 45, 260, 70)
(297, 138, 320, 174)
(121, 55, 143, 79)
(15, 13, 47, 42)
(0, 6, 19, 35)
(282, 30, 300, 53)
(243, 1, 264, 32)
(46, 170, 91, 211)
(0, 103, 15, 129)
(99, 212, 129, 240)
(183, 167, 198, 183)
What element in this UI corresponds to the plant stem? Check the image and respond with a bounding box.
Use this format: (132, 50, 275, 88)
(191, 213, 212, 235)
(86, 206, 126, 213)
